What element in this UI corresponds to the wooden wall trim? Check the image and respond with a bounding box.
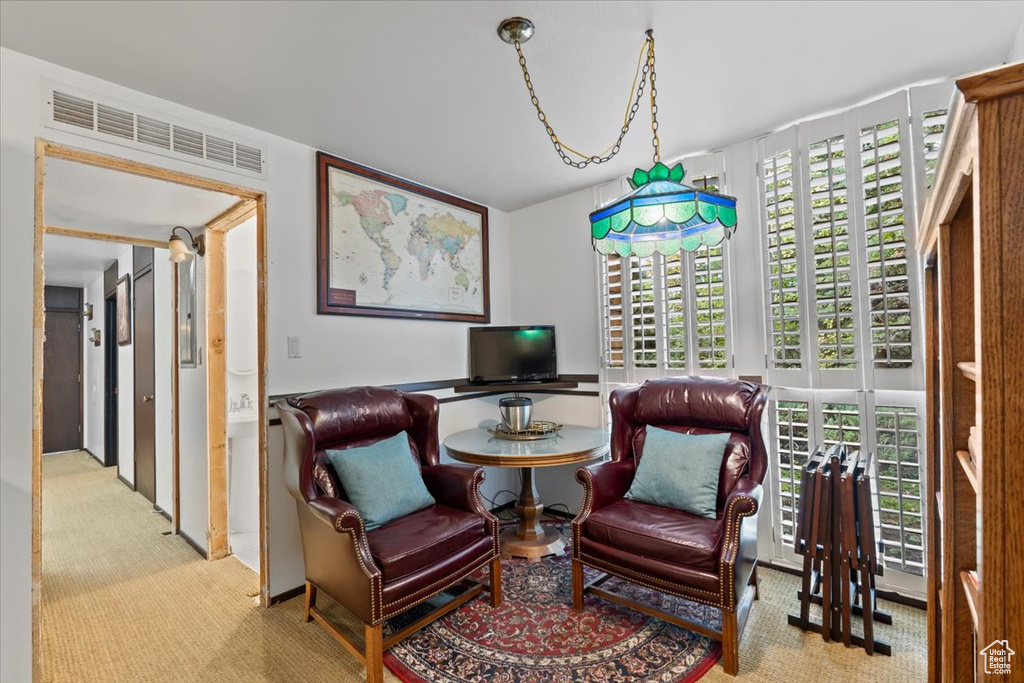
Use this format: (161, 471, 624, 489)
(41, 141, 261, 199)
(206, 198, 257, 233)
(31, 138, 45, 683)
(205, 229, 229, 561)
(44, 225, 168, 250)
(255, 195, 270, 607)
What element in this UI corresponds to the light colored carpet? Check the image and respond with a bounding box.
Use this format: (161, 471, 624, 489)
(42, 451, 926, 682)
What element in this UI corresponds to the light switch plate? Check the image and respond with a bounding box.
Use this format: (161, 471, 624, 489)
(287, 336, 301, 359)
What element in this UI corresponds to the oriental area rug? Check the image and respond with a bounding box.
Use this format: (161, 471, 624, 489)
(383, 525, 721, 683)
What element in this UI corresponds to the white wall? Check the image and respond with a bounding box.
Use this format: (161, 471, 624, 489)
(508, 187, 601, 376)
(116, 246, 135, 485)
(177, 254, 208, 547)
(82, 273, 106, 459)
(226, 219, 260, 570)
(153, 254, 173, 514)
(1009, 21, 1024, 63)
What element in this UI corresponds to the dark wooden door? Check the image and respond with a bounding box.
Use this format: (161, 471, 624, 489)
(43, 286, 82, 453)
(134, 248, 157, 503)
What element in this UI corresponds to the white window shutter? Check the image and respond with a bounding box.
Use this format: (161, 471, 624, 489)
(629, 255, 658, 369)
(909, 81, 954, 225)
(662, 252, 687, 369)
(759, 128, 807, 386)
(687, 168, 731, 371)
(857, 91, 923, 391)
(599, 254, 625, 370)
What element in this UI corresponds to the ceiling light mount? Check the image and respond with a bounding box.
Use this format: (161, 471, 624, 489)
(168, 225, 205, 263)
(497, 17, 534, 45)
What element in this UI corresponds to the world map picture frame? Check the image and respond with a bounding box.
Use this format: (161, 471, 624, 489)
(316, 151, 490, 323)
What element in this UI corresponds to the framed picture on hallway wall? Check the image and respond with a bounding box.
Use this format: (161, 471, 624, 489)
(115, 274, 131, 346)
(316, 151, 490, 323)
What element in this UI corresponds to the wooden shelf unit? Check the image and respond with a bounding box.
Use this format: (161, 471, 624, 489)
(919, 62, 1024, 683)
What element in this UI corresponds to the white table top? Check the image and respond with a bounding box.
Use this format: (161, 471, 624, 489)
(443, 424, 609, 468)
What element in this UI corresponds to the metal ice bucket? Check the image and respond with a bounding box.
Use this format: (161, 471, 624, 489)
(499, 396, 533, 432)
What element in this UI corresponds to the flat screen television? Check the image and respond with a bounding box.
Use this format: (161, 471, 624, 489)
(469, 326, 557, 384)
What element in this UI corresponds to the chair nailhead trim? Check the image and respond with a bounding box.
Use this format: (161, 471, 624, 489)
(379, 552, 497, 620)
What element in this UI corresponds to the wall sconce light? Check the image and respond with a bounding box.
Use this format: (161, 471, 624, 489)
(90, 328, 101, 347)
(168, 226, 206, 263)
(82, 302, 93, 320)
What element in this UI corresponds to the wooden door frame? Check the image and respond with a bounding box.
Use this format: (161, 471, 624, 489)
(32, 139, 271, 681)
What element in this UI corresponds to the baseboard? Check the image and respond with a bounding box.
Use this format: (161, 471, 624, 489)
(269, 584, 305, 605)
(153, 504, 172, 522)
(83, 447, 103, 465)
(116, 472, 134, 490)
(177, 528, 209, 560)
(756, 559, 926, 611)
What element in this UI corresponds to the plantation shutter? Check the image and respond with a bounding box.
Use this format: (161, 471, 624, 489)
(687, 167, 731, 371)
(796, 112, 871, 390)
(662, 252, 687, 369)
(630, 255, 658, 369)
(759, 128, 806, 385)
(600, 254, 625, 369)
(856, 92, 922, 391)
(909, 81, 955, 224)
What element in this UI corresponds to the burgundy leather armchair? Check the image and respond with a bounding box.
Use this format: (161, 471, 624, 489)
(571, 377, 770, 676)
(277, 387, 501, 683)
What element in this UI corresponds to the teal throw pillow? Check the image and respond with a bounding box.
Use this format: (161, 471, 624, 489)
(625, 427, 731, 519)
(326, 432, 435, 531)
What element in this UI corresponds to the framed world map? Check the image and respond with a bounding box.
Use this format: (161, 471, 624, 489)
(316, 152, 490, 322)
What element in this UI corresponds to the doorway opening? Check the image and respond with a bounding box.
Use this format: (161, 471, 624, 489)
(32, 139, 269, 679)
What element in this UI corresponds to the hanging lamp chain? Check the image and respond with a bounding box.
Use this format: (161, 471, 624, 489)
(646, 29, 660, 164)
(513, 31, 659, 169)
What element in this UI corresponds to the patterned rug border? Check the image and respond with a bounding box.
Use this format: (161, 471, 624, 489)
(382, 521, 722, 683)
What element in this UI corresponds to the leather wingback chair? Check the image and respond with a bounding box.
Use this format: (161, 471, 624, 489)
(277, 387, 501, 683)
(571, 377, 770, 676)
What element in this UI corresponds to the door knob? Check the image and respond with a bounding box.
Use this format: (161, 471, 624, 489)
(143, 395, 153, 403)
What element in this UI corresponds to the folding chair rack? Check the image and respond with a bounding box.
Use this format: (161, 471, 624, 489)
(787, 444, 892, 655)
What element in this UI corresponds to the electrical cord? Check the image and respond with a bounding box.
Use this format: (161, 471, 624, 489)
(483, 489, 519, 512)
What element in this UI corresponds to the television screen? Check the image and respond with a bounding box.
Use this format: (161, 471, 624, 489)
(469, 326, 557, 383)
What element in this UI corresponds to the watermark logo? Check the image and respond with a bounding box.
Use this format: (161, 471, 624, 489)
(980, 640, 1015, 675)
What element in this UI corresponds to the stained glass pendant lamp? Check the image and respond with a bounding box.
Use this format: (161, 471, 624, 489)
(498, 18, 738, 255)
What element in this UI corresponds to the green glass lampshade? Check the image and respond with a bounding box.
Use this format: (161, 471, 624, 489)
(590, 162, 738, 257)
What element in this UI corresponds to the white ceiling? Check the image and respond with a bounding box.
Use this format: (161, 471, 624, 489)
(3, 1, 1021, 211)
(45, 157, 241, 241)
(43, 234, 129, 288)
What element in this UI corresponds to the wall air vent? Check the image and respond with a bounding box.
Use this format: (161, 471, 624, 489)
(44, 83, 267, 180)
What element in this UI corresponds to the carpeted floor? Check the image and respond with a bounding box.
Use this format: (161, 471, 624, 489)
(42, 451, 927, 682)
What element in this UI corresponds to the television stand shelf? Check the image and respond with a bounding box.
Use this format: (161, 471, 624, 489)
(453, 380, 578, 394)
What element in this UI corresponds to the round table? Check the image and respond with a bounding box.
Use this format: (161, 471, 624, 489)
(443, 425, 609, 562)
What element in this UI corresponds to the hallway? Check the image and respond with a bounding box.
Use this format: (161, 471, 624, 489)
(40, 452, 374, 682)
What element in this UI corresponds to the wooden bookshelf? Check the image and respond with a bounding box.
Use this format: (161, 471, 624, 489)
(918, 62, 1024, 683)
